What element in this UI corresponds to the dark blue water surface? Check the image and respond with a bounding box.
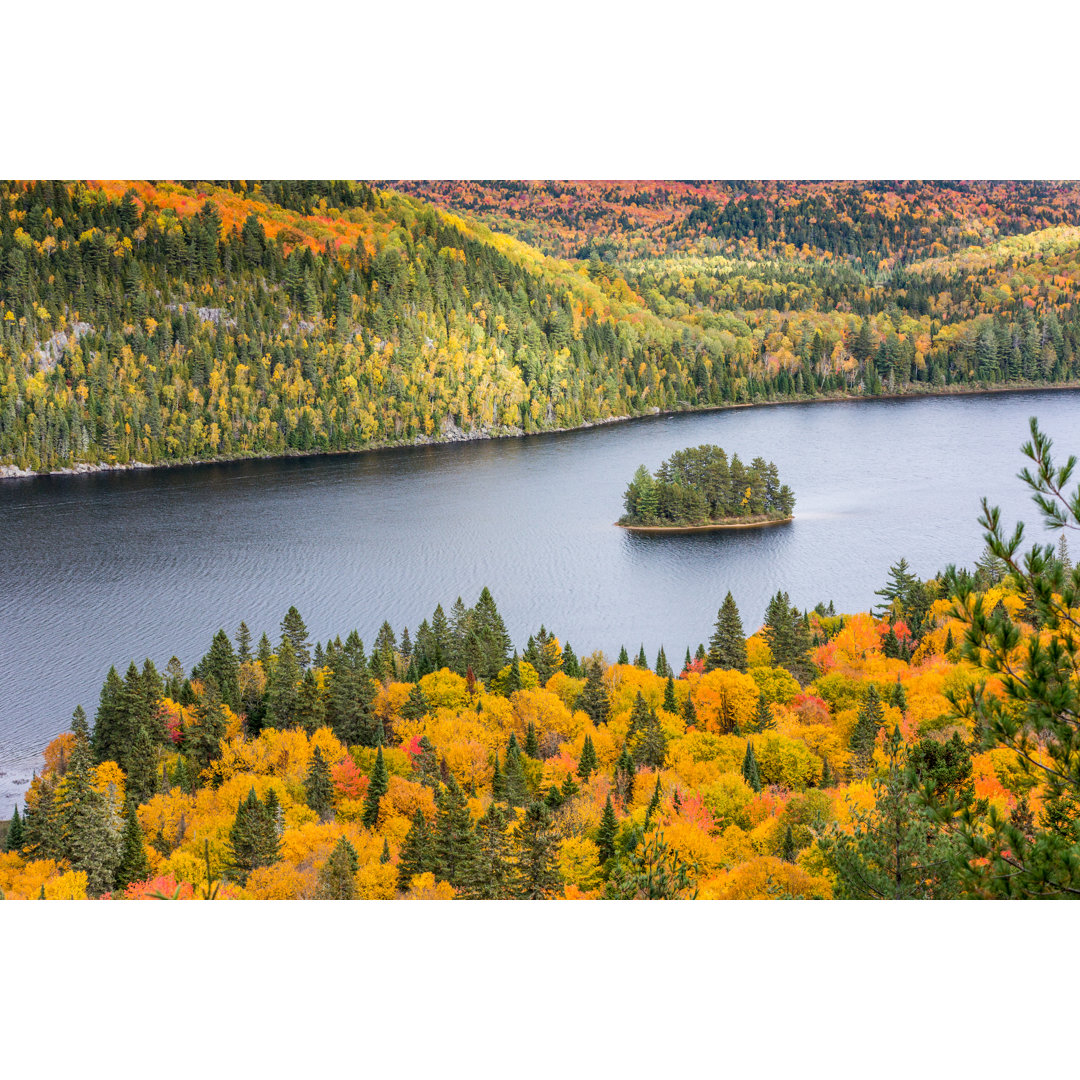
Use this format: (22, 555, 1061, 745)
(2, 389, 1077, 807)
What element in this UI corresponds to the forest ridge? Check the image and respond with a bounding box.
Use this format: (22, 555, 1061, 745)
(2, 180, 1080, 473)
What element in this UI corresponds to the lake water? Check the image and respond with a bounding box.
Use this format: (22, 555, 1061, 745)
(2, 389, 1077, 808)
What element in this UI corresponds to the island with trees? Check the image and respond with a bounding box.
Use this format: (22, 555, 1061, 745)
(617, 444, 795, 532)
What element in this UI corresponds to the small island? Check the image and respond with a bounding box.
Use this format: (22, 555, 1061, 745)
(617, 444, 795, 533)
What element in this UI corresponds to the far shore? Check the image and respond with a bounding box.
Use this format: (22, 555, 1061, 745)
(616, 515, 793, 535)
(3, 379, 1080, 481)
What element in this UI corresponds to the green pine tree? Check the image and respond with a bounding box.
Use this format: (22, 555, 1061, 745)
(433, 774, 476, 889)
(317, 837, 359, 899)
(5, 804, 24, 853)
(742, 740, 762, 793)
(511, 800, 561, 898)
(577, 734, 598, 782)
(305, 745, 334, 822)
(397, 808, 437, 892)
(362, 746, 389, 829)
(596, 795, 619, 866)
(462, 801, 513, 899)
(706, 592, 748, 672)
(114, 802, 150, 891)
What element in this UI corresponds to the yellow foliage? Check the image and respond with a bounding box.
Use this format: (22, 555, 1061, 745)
(384, 776, 437, 824)
(706, 856, 832, 899)
(746, 633, 773, 668)
(715, 824, 756, 868)
(701, 771, 755, 829)
(418, 669, 471, 710)
(750, 665, 801, 705)
(512, 686, 582, 745)
(405, 871, 456, 899)
(690, 668, 760, 735)
(355, 860, 397, 899)
(557, 836, 602, 891)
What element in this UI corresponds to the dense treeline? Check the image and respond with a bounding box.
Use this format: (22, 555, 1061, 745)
(6, 416, 1080, 900)
(620, 444, 795, 526)
(2, 180, 1080, 474)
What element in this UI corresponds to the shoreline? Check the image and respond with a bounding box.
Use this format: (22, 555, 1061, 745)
(616, 516, 793, 535)
(3, 379, 1079, 481)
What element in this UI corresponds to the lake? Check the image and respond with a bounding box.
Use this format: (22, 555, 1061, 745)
(1, 388, 1077, 808)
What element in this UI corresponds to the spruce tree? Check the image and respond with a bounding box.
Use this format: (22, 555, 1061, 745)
(682, 691, 697, 726)
(748, 693, 775, 733)
(126, 724, 159, 808)
(91, 666, 126, 765)
(199, 629, 241, 710)
(618, 645, 629, 665)
(524, 721, 540, 758)
(188, 677, 227, 776)
(655, 646, 671, 679)
(562, 643, 582, 678)
(462, 801, 513, 899)
(577, 734, 598, 782)
(380, 838, 391, 864)
(5, 805, 24, 853)
(400, 683, 428, 721)
(235, 621, 253, 662)
(317, 837, 359, 899)
(265, 636, 302, 728)
(742, 740, 762, 793)
(645, 776, 662, 826)
(114, 802, 150, 891)
(596, 795, 618, 865)
(433, 775, 476, 888)
(635, 644, 649, 669)
(663, 676, 677, 713)
(296, 669, 326, 734)
(362, 746, 389, 829)
(397, 809, 437, 891)
(577, 661, 611, 725)
(850, 684, 884, 772)
(305, 745, 334, 822)
(280, 606, 312, 668)
(503, 733, 529, 807)
(59, 707, 121, 897)
(511, 800, 561, 898)
(614, 747, 636, 807)
(706, 592, 748, 672)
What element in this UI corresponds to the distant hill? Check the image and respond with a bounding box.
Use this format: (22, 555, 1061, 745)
(1, 180, 1079, 473)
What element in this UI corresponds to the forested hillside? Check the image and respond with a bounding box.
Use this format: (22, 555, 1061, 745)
(4, 419, 1078, 901)
(2, 180, 1080, 473)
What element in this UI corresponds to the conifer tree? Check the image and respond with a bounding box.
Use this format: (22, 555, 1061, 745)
(618, 645, 629, 665)
(400, 683, 428, 721)
(380, 838, 391, 864)
(781, 823, 796, 863)
(22, 773, 61, 859)
(226, 787, 280, 883)
(126, 724, 159, 808)
(265, 636, 302, 729)
(577, 734, 598, 782)
(472, 586, 512, 681)
(305, 745, 334, 822)
(635, 644, 649, 669)
(747, 692, 775, 733)
(577, 661, 611, 725)
(707, 592, 748, 672)
(633, 705, 667, 770)
(296, 669, 325, 735)
(114, 802, 150, 891)
(91, 666, 126, 765)
(742, 740, 762, 793)
(663, 676, 677, 713)
(850, 684, 884, 771)
(462, 801, 513, 899)
(614, 748, 636, 807)
(596, 795, 618, 865)
(199, 629, 241, 710)
(397, 809, 437, 892)
(655, 646, 671, 679)
(524, 721, 540, 758)
(362, 746, 389, 829)
(317, 837, 359, 899)
(280, 606, 312, 668)
(682, 691, 697, 726)
(562, 643, 582, 678)
(433, 775, 476, 888)
(5, 805, 24, 853)
(503, 733, 529, 807)
(188, 677, 227, 775)
(645, 776, 662, 827)
(512, 800, 561, 899)
(412, 734, 439, 788)
(235, 621, 253, 663)
(59, 707, 121, 896)
(890, 677, 907, 711)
